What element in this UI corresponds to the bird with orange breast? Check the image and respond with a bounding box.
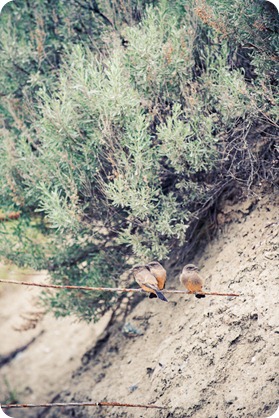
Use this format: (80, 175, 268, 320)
(180, 264, 205, 299)
(131, 262, 168, 302)
(145, 261, 167, 298)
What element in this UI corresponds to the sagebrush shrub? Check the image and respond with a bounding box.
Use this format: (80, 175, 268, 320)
(0, 0, 277, 321)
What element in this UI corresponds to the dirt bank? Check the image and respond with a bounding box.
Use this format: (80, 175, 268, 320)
(1, 189, 278, 418)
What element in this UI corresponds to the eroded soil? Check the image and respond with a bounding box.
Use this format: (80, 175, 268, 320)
(1, 189, 278, 418)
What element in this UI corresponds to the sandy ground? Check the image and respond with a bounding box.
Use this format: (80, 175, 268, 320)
(0, 188, 278, 418)
(0, 270, 111, 417)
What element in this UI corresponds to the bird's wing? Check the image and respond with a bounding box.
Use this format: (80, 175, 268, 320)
(142, 282, 159, 291)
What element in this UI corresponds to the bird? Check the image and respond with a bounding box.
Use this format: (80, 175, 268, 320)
(180, 264, 205, 299)
(131, 264, 168, 302)
(145, 261, 167, 299)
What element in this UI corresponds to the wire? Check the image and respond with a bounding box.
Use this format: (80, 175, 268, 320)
(1, 401, 167, 409)
(0, 279, 240, 297)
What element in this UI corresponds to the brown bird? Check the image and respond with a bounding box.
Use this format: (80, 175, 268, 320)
(145, 261, 167, 299)
(132, 264, 168, 302)
(180, 264, 205, 299)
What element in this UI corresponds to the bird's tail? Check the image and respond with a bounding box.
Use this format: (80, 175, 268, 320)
(155, 290, 168, 302)
(145, 283, 168, 302)
(195, 293, 205, 299)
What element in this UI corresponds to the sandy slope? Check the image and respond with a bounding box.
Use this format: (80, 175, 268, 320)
(1, 189, 278, 418)
(0, 272, 111, 417)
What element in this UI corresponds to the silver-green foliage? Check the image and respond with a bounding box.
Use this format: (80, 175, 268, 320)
(0, 0, 278, 321)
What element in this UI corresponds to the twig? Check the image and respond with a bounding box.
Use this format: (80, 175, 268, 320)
(1, 401, 167, 409)
(0, 279, 240, 297)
